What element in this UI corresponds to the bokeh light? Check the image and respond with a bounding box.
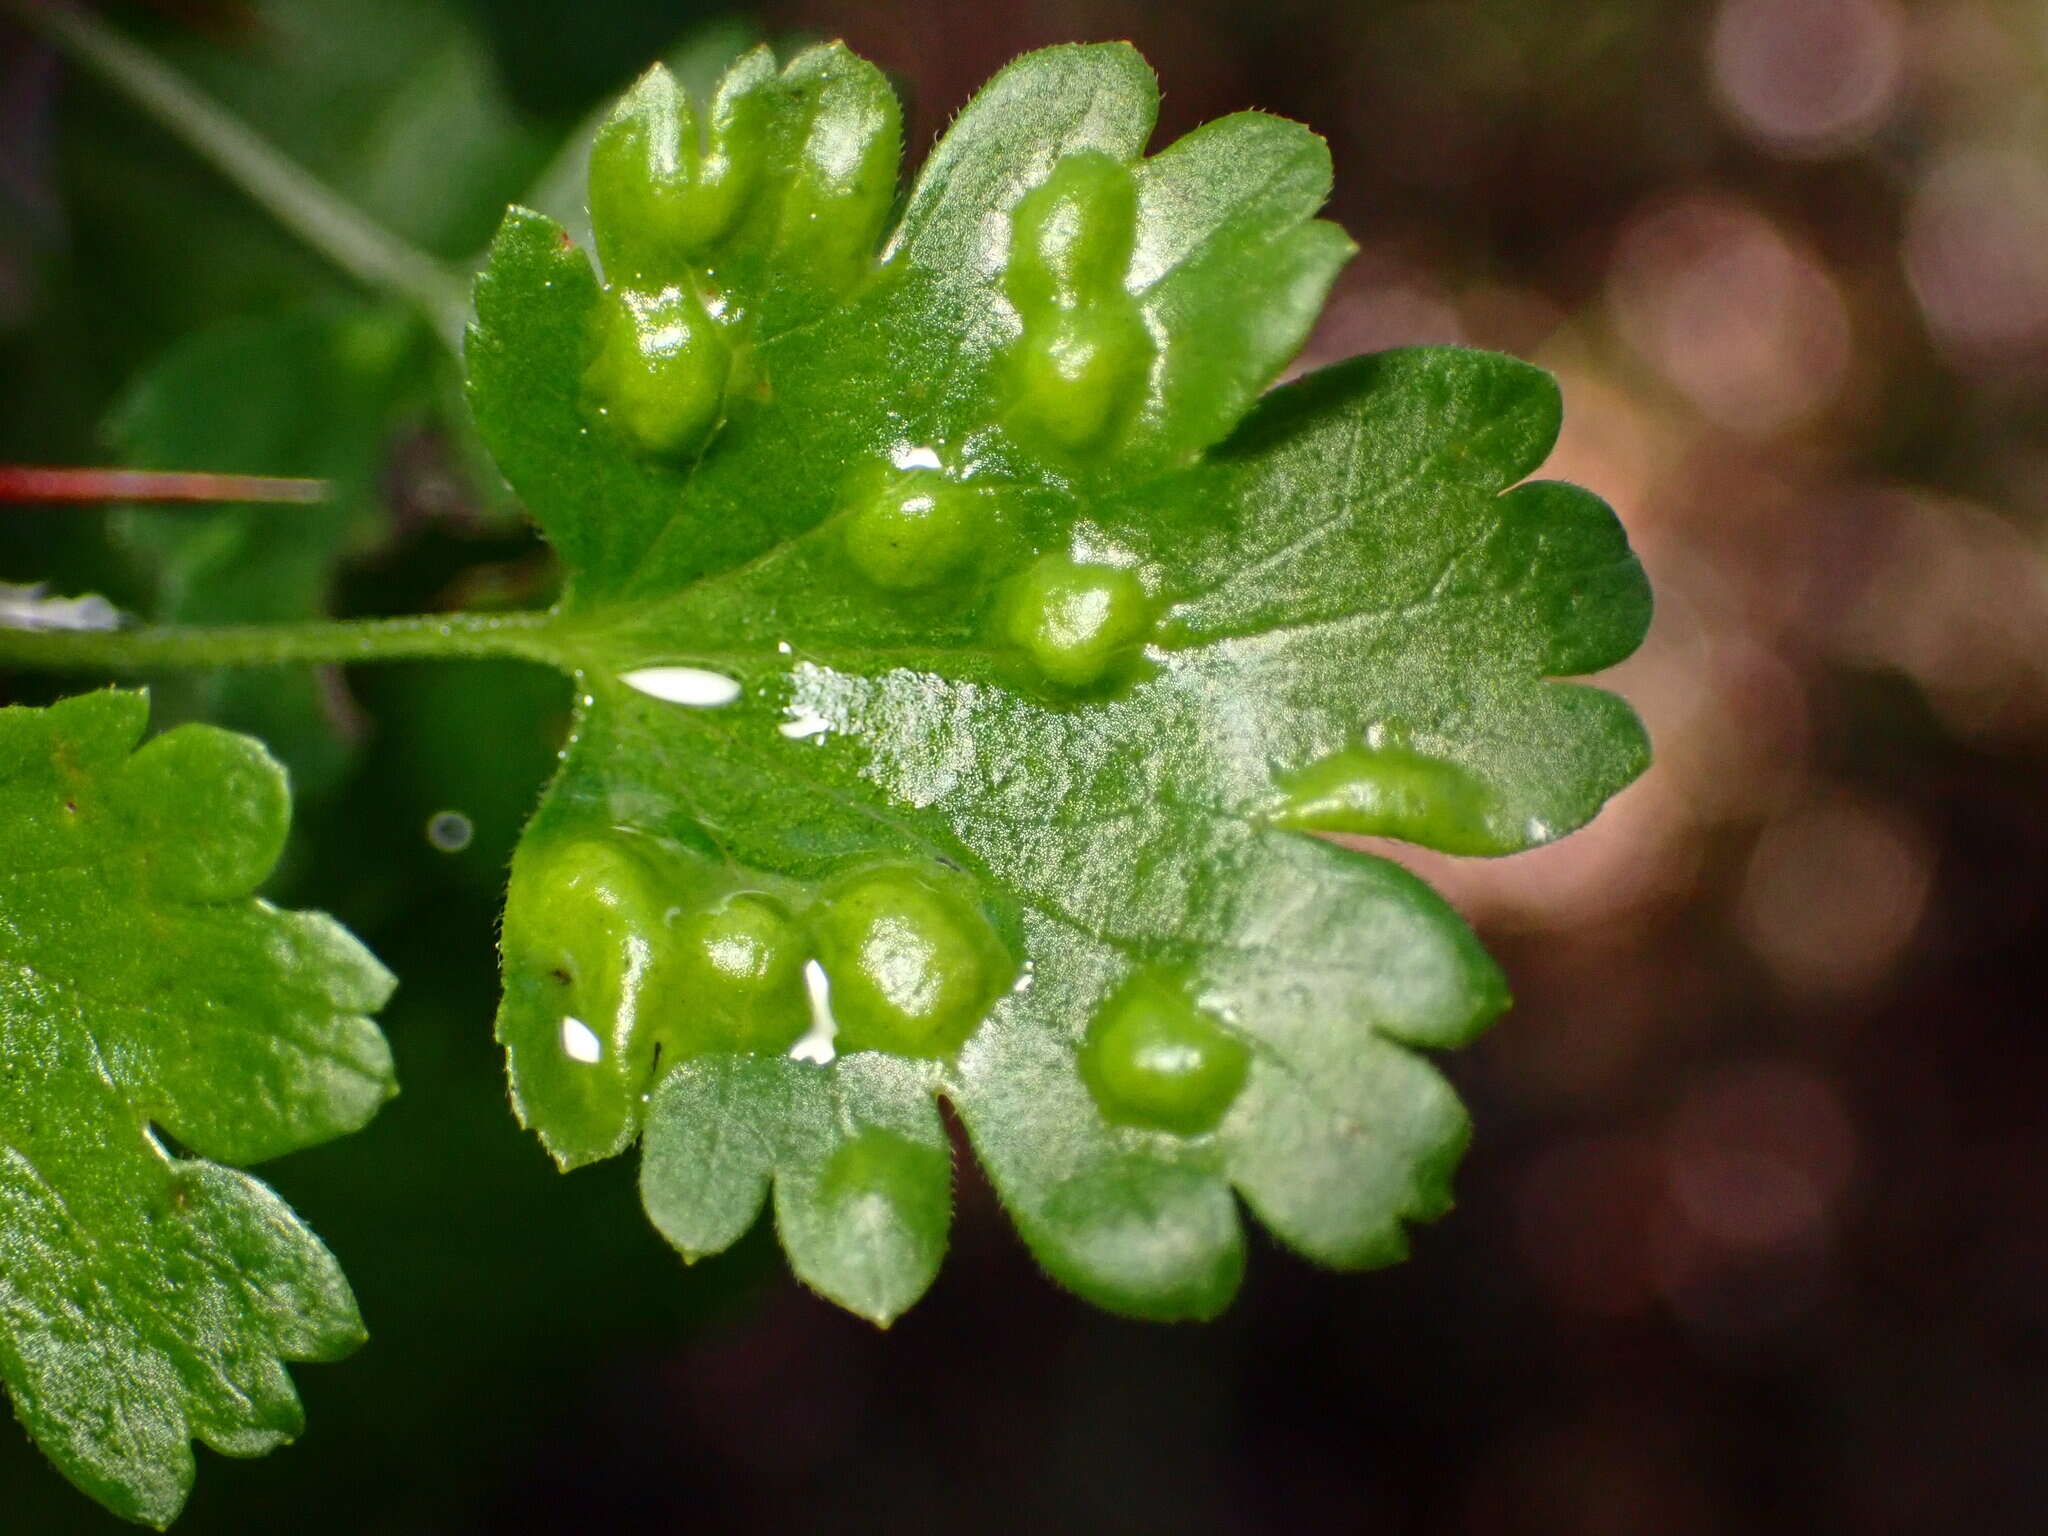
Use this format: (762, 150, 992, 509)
(1905, 146, 2048, 369)
(1608, 192, 1853, 436)
(1710, 0, 1907, 156)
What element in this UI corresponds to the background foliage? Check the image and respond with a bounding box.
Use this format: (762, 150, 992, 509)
(2, 0, 2045, 1530)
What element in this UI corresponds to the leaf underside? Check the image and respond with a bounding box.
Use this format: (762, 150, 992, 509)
(0, 691, 395, 1526)
(468, 41, 1651, 1323)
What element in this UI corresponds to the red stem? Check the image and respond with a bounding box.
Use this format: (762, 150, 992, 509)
(0, 465, 328, 505)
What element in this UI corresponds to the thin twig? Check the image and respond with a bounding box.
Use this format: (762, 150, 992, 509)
(0, 466, 329, 504)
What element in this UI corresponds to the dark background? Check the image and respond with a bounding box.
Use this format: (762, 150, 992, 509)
(4, 1, 2046, 1530)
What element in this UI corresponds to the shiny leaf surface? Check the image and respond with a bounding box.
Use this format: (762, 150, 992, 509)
(468, 42, 1651, 1322)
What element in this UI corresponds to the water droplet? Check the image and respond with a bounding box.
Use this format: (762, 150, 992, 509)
(780, 708, 832, 740)
(425, 810, 474, 852)
(561, 1015, 604, 1064)
(622, 666, 742, 706)
(776, 640, 793, 655)
(789, 959, 839, 1064)
(891, 443, 944, 471)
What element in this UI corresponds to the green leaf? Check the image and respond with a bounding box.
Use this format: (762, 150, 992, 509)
(0, 690, 396, 1526)
(39, 0, 548, 380)
(641, 1053, 949, 1326)
(152, 0, 550, 262)
(468, 42, 1651, 1322)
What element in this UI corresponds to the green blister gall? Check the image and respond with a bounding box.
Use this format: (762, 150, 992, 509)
(1271, 740, 1505, 855)
(843, 467, 979, 590)
(1080, 974, 1249, 1136)
(1004, 553, 1155, 689)
(1002, 150, 1152, 450)
(773, 50, 901, 290)
(820, 1126, 945, 1208)
(1009, 306, 1152, 451)
(811, 867, 1010, 1057)
(1005, 150, 1139, 314)
(679, 59, 775, 254)
(587, 66, 696, 287)
(499, 835, 683, 1167)
(587, 63, 768, 286)
(584, 284, 732, 458)
(670, 892, 811, 1054)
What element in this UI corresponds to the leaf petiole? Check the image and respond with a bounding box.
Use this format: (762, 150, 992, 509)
(0, 610, 564, 672)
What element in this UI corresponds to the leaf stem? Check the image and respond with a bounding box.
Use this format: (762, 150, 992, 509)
(0, 466, 328, 505)
(6, 0, 471, 344)
(0, 611, 565, 672)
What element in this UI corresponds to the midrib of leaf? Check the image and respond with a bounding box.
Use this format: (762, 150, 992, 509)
(593, 661, 1325, 976)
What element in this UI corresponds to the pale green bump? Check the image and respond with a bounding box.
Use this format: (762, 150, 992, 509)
(500, 835, 682, 1166)
(775, 47, 901, 287)
(1079, 974, 1249, 1136)
(812, 868, 1010, 1058)
(587, 64, 696, 287)
(1004, 553, 1154, 688)
(1270, 741, 1505, 855)
(1009, 306, 1153, 451)
(1005, 150, 1139, 313)
(843, 467, 979, 590)
(584, 284, 732, 458)
(820, 1126, 943, 1214)
(677, 54, 775, 253)
(1002, 150, 1152, 450)
(588, 62, 771, 284)
(671, 892, 811, 1054)
(813, 1126, 951, 1325)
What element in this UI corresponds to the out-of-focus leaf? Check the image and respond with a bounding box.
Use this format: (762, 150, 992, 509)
(104, 306, 424, 791)
(0, 689, 395, 1526)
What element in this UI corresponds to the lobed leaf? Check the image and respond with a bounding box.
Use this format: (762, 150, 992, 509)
(468, 42, 1652, 1322)
(0, 691, 395, 1525)
(641, 1053, 948, 1325)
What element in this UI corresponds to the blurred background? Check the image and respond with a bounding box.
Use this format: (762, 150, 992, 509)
(3, 0, 2046, 1530)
